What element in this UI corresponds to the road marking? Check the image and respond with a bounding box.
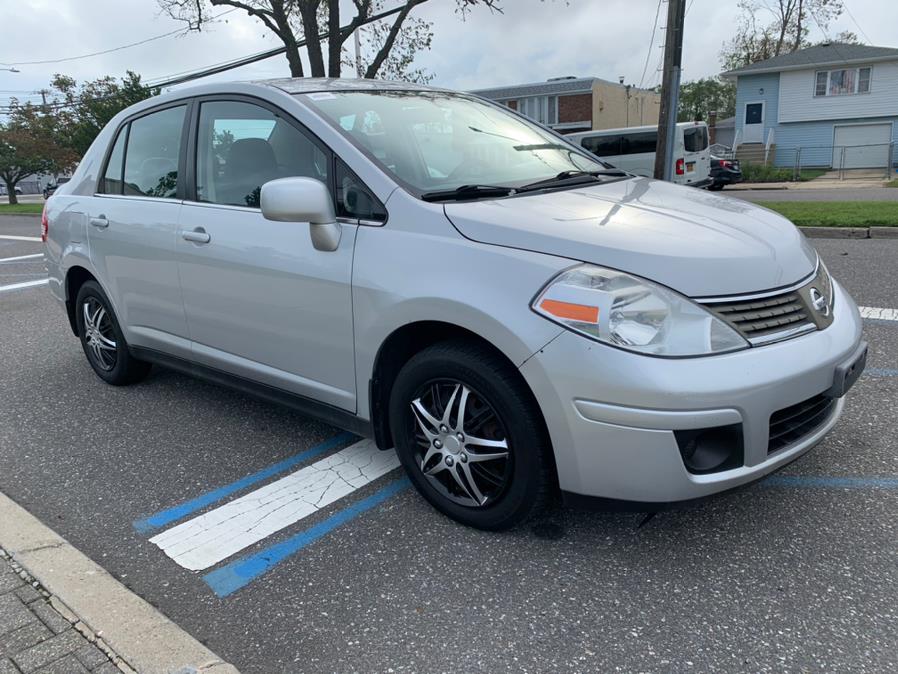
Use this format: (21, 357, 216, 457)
(204, 478, 410, 597)
(0, 253, 44, 262)
(866, 367, 898, 377)
(859, 306, 898, 322)
(763, 475, 898, 489)
(0, 235, 41, 242)
(0, 278, 48, 293)
(133, 432, 355, 533)
(150, 438, 400, 571)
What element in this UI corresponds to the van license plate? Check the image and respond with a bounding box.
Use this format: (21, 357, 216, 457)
(686, 162, 695, 173)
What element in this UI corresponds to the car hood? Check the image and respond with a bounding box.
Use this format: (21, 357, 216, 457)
(443, 177, 817, 297)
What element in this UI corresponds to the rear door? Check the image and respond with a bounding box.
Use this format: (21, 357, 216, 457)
(174, 97, 360, 411)
(88, 103, 191, 357)
(682, 124, 711, 186)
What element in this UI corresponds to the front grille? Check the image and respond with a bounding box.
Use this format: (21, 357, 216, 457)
(706, 292, 811, 340)
(768, 393, 836, 454)
(699, 264, 833, 346)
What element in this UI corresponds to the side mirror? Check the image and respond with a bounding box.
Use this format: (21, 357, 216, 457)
(260, 177, 341, 252)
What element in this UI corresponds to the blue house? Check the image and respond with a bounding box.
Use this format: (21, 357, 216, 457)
(721, 43, 898, 171)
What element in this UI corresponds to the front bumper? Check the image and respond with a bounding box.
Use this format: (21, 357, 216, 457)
(520, 280, 864, 504)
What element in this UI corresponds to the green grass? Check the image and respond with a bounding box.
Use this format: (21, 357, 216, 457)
(886, 179, 898, 188)
(0, 203, 43, 214)
(741, 164, 827, 183)
(757, 201, 898, 227)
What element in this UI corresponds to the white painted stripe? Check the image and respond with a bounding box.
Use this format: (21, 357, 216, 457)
(0, 235, 41, 242)
(859, 306, 898, 322)
(0, 253, 44, 263)
(0, 278, 48, 293)
(150, 439, 400, 571)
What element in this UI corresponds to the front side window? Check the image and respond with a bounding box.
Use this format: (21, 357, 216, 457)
(335, 159, 386, 222)
(196, 100, 328, 208)
(123, 106, 185, 198)
(815, 67, 872, 97)
(304, 91, 604, 195)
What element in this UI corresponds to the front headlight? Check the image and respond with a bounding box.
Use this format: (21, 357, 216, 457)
(532, 264, 749, 357)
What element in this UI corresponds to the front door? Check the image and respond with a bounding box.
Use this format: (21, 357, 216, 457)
(743, 102, 765, 143)
(88, 104, 191, 357)
(175, 99, 358, 411)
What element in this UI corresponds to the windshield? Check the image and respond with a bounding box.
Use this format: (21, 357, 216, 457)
(301, 90, 609, 195)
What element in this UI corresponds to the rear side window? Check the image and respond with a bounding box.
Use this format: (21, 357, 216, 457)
(123, 106, 186, 199)
(582, 135, 622, 157)
(335, 159, 386, 222)
(684, 127, 708, 153)
(195, 100, 328, 208)
(102, 127, 127, 194)
(620, 132, 657, 155)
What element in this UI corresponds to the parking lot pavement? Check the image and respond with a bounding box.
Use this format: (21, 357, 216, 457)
(726, 186, 898, 203)
(0, 221, 896, 672)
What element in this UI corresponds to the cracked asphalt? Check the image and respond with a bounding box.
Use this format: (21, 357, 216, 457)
(1, 214, 896, 673)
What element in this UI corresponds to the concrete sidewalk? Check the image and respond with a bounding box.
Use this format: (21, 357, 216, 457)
(1, 549, 121, 674)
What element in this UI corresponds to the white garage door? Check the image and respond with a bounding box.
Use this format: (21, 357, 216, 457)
(833, 123, 892, 169)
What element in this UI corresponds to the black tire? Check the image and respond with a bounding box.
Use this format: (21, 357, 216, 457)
(75, 280, 151, 385)
(708, 183, 725, 191)
(389, 339, 554, 530)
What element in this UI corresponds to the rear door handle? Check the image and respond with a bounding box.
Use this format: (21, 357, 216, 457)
(181, 227, 211, 244)
(89, 216, 109, 229)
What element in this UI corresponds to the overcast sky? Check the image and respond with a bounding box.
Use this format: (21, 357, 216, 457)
(2, 0, 896, 106)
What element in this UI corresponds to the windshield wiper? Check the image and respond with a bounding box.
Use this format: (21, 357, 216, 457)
(420, 184, 516, 202)
(517, 169, 628, 192)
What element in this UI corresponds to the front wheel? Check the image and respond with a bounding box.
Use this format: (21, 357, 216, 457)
(389, 340, 553, 530)
(75, 280, 151, 385)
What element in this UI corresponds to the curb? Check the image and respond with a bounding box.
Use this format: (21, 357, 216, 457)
(799, 226, 898, 238)
(0, 491, 240, 674)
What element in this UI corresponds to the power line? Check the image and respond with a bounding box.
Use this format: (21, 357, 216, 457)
(0, 4, 405, 113)
(0, 9, 236, 67)
(843, 3, 873, 44)
(638, 0, 664, 89)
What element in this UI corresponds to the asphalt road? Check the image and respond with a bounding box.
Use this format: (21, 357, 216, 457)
(727, 186, 898, 202)
(1, 215, 896, 673)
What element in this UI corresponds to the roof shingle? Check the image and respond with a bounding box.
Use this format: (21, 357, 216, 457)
(722, 43, 898, 77)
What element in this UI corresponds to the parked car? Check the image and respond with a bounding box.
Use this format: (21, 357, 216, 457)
(708, 155, 743, 190)
(43, 79, 866, 530)
(0, 186, 23, 196)
(568, 122, 712, 188)
(43, 178, 69, 199)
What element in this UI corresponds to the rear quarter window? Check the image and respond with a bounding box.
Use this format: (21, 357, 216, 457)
(684, 127, 709, 153)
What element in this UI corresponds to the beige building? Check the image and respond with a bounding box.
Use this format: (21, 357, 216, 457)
(471, 76, 661, 134)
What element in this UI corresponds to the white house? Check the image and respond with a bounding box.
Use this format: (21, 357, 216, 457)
(721, 43, 898, 171)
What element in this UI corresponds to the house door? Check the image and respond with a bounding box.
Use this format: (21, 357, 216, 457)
(743, 102, 765, 143)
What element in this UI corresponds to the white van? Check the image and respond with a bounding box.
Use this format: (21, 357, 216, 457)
(569, 122, 712, 187)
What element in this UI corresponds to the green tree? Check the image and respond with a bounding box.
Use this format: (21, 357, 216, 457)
(157, 0, 500, 81)
(678, 78, 736, 122)
(0, 104, 77, 205)
(51, 71, 158, 157)
(721, 0, 848, 70)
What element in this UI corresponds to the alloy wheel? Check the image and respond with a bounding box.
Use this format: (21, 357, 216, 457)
(409, 380, 512, 507)
(82, 297, 118, 371)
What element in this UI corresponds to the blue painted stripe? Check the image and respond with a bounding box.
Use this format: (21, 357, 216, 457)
(866, 367, 898, 377)
(133, 432, 356, 533)
(763, 475, 898, 489)
(204, 478, 410, 597)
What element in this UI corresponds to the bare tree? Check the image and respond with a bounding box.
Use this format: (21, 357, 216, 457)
(158, 0, 500, 80)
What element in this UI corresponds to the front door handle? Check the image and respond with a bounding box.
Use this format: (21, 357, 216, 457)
(89, 216, 109, 229)
(182, 227, 211, 244)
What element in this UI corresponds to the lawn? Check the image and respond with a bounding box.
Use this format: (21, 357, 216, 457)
(886, 179, 898, 188)
(757, 201, 898, 227)
(0, 203, 43, 214)
(740, 164, 827, 183)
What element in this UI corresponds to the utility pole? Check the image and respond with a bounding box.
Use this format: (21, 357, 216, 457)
(654, 0, 687, 180)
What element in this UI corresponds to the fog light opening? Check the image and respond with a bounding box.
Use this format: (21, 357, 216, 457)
(674, 424, 744, 475)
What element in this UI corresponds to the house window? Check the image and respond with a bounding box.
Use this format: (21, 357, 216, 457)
(518, 96, 559, 125)
(814, 67, 872, 96)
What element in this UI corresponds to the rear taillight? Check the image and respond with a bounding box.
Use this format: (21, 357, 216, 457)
(720, 160, 732, 169)
(41, 205, 49, 243)
(675, 158, 685, 176)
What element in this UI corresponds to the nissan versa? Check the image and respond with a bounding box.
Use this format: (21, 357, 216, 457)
(43, 79, 867, 530)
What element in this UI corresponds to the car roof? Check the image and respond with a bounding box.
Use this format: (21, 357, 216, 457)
(253, 77, 450, 94)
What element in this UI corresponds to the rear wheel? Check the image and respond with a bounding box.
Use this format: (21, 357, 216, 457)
(75, 280, 151, 385)
(389, 340, 553, 530)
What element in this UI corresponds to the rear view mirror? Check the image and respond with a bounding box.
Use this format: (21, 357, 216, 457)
(260, 177, 341, 251)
